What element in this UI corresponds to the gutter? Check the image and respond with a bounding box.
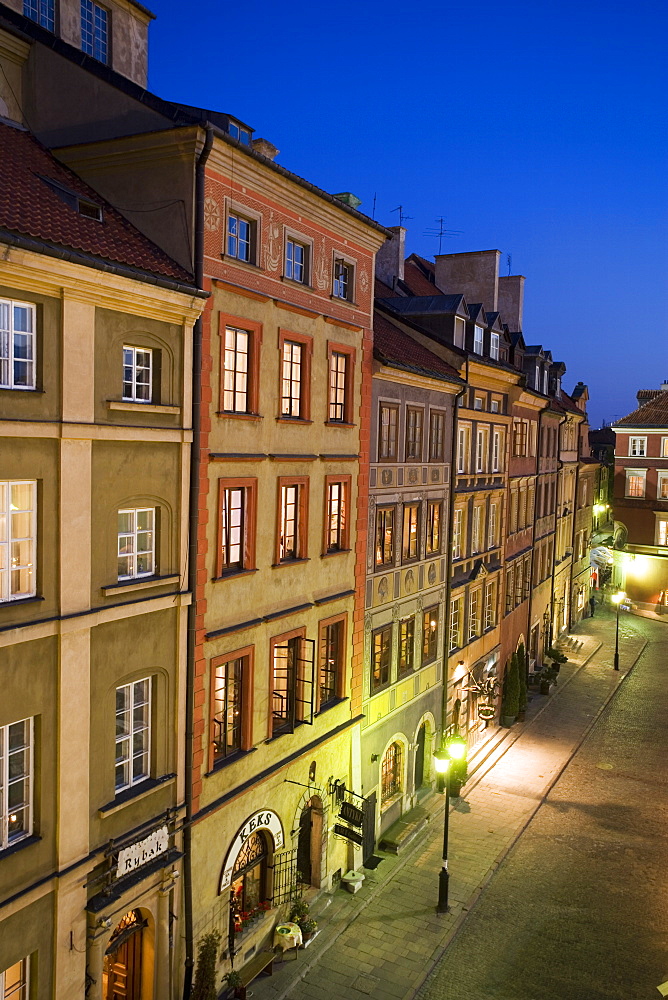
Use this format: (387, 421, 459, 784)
(182, 124, 214, 1000)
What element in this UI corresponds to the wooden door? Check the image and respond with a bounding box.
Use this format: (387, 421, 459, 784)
(105, 930, 142, 1000)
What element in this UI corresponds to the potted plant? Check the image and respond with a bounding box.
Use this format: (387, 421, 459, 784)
(192, 931, 221, 1000)
(546, 646, 568, 676)
(500, 654, 520, 726)
(539, 664, 556, 695)
(516, 643, 528, 721)
(289, 899, 310, 925)
(299, 916, 318, 943)
(222, 970, 245, 1000)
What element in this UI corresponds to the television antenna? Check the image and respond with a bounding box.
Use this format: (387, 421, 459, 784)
(422, 216, 463, 254)
(391, 205, 414, 226)
(506, 253, 513, 275)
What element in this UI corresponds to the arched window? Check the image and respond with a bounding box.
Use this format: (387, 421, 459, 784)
(381, 742, 402, 803)
(231, 831, 268, 930)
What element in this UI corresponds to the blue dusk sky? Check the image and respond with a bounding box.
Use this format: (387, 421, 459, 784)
(147, 0, 667, 428)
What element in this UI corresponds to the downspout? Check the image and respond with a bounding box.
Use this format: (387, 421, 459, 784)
(441, 364, 467, 746)
(526, 402, 550, 668)
(183, 124, 214, 1000)
(548, 413, 567, 646)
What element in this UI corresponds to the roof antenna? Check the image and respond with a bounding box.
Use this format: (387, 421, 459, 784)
(391, 205, 413, 227)
(423, 216, 463, 254)
(372, 192, 377, 220)
(506, 253, 512, 276)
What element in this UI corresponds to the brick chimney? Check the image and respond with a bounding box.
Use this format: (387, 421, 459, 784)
(434, 250, 500, 313)
(375, 226, 405, 290)
(497, 275, 525, 331)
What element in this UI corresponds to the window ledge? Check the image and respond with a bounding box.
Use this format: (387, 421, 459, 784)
(213, 568, 258, 582)
(325, 420, 356, 429)
(220, 254, 261, 271)
(205, 747, 257, 777)
(99, 773, 176, 816)
(275, 416, 313, 425)
(316, 696, 348, 716)
(0, 595, 43, 609)
(321, 548, 351, 558)
(0, 386, 42, 393)
(281, 276, 313, 290)
(216, 411, 263, 421)
(103, 574, 180, 596)
(329, 295, 359, 308)
(0, 834, 41, 860)
(271, 558, 310, 568)
(107, 400, 180, 414)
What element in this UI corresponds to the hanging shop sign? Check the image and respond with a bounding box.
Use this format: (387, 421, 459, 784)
(116, 825, 169, 879)
(339, 801, 364, 828)
(333, 823, 364, 846)
(477, 705, 496, 720)
(219, 810, 284, 892)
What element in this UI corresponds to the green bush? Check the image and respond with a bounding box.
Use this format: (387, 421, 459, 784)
(502, 654, 520, 719)
(192, 931, 221, 1000)
(516, 643, 528, 713)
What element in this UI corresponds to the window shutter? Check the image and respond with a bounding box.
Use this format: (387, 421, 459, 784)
(296, 638, 316, 725)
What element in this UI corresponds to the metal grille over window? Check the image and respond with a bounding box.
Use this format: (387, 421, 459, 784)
(0, 300, 35, 389)
(271, 847, 300, 905)
(281, 341, 302, 416)
(0, 718, 32, 849)
(381, 742, 402, 802)
(272, 638, 315, 735)
(115, 678, 150, 791)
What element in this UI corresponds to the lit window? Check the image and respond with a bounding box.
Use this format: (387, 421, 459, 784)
(476, 428, 489, 472)
(117, 508, 154, 579)
(272, 634, 315, 735)
(484, 582, 496, 629)
(219, 483, 256, 575)
(379, 403, 399, 460)
(286, 239, 308, 283)
(333, 259, 353, 300)
(375, 506, 395, 567)
(279, 485, 301, 560)
(227, 213, 252, 261)
(468, 589, 480, 640)
(658, 520, 668, 546)
(212, 654, 245, 762)
(281, 341, 303, 417)
(81, 0, 108, 63)
(319, 618, 344, 708)
(449, 597, 462, 651)
(24, 0, 54, 28)
(328, 351, 348, 422)
(452, 508, 463, 560)
(473, 325, 484, 354)
(326, 480, 348, 552)
(658, 474, 668, 500)
(381, 742, 402, 803)
(115, 678, 150, 791)
(371, 626, 391, 692)
(402, 503, 420, 561)
(0, 300, 35, 390)
(0, 481, 36, 602)
(422, 606, 439, 664)
(625, 472, 646, 498)
(661, 438, 668, 458)
(426, 501, 441, 554)
(398, 618, 415, 676)
(0, 718, 32, 850)
(223, 327, 250, 412)
(471, 505, 483, 554)
(488, 503, 498, 548)
(122, 346, 152, 403)
(0, 957, 29, 1000)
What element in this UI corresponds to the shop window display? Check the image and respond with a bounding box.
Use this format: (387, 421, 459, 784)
(230, 831, 269, 933)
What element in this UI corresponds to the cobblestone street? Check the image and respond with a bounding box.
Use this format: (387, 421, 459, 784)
(250, 610, 666, 1000)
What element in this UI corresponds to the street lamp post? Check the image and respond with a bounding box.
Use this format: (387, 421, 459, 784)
(611, 590, 625, 671)
(433, 734, 467, 913)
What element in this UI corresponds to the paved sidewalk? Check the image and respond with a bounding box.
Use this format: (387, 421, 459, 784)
(249, 613, 647, 1000)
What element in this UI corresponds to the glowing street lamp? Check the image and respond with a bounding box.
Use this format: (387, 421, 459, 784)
(611, 590, 625, 671)
(433, 733, 467, 913)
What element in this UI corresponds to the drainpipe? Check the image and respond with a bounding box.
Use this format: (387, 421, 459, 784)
(183, 124, 214, 1000)
(526, 402, 550, 668)
(441, 366, 467, 748)
(548, 413, 567, 646)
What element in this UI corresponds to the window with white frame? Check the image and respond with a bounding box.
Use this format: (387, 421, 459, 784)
(468, 589, 480, 640)
(471, 505, 482, 554)
(81, 0, 109, 63)
(625, 470, 646, 498)
(457, 425, 470, 474)
(473, 325, 484, 354)
(662, 438, 668, 458)
(328, 351, 348, 421)
(452, 508, 463, 559)
(0, 956, 29, 999)
(0, 481, 36, 603)
(227, 212, 254, 262)
(453, 317, 465, 349)
(492, 429, 503, 472)
(286, 238, 308, 283)
(658, 473, 668, 500)
(449, 596, 462, 651)
(490, 399, 499, 413)
(333, 259, 353, 300)
(657, 518, 668, 547)
(490, 332, 499, 360)
(117, 508, 155, 579)
(476, 428, 489, 472)
(281, 340, 303, 417)
(115, 678, 151, 791)
(0, 718, 32, 850)
(484, 581, 496, 630)
(223, 326, 251, 412)
(0, 300, 35, 390)
(122, 346, 152, 403)
(473, 396, 483, 410)
(488, 502, 498, 548)
(534, 364, 541, 390)
(628, 437, 646, 457)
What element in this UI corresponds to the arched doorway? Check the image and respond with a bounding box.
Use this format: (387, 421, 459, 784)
(414, 723, 426, 791)
(230, 830, 269, 932)
(102, 910, 147, 1000)
(296, 796, 324, 888)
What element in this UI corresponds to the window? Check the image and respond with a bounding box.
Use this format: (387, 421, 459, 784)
(333, 259, 354, 300)
(658, 473, 668, 500)
(0, 718, 32, 850)
(81, 0, 108, 62)
(223, 327, 249, 412)
(285, 238, 308, 283)
(509, 490, 518, 533)
(457, 426, 470, 474)
(490, 332, 499, 360)
(24, 0, 54, 28)
(0, 957, 29, 1000)
(212, 651, 249, 763)
(231, 831, 268, 928)
(426, 500, 442, 554)
(488, 503, 498, 548)
(281, 340, 303, 417)
(473, 325, 484, 354)
(371, 626, 392, 692)
(272, 632, 315, 735)
(625, 471, 646, 498)
(452, 507, 463, 560)
(429, 410, 446, 462)
(402, 503, 420, 561)
(327, 345, 354, 423)
(422, 606, 439, 664)
(122, 346, 152, 403)
(449, 597, 462, 651)
(405, 408, 424, 461)
(473, 396, 483, 410)
(379, 403, 399, 461)
(513, 420, 528, 457)
(534, 364, 541, 390)
(490, 399, 499, 413)
(658, 519, 668, 547)
(476, 428, 488, 472)
(118, 508, 154, 580)
(492, 430, 501, 472)
(278, 479, 308, 562)
(227, 212, 252, 262)
(484, 581, 496, 630)
(454, 316, 465, 348)
(471, 505, 483, 554)
(325, 478, 350, 553)
(468, 589, 480, 640)
(0, 481, 36, 602)
(381, 742, 402, 803)
(527, 486, 535, 523)
(505, 565, 514, 612)
(319, 616, 344, 709)
(218, 479, 256, 576)
(115, 678, 150, 791)
(661, 438, 668, 458)
(398, 618, 415, 676)
(629, 437, 646, 457)
(0, 300, 35, 389)
(375, 506, 395, 567)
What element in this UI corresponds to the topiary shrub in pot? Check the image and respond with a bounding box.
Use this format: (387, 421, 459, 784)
(192, 931, 221, 1000)
(516, 643, 528, 720)
(501, 654, 520, 726)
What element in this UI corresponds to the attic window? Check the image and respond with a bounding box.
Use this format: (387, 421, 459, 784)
(39, 176, 103, 222)
(228, 121, 251, 145)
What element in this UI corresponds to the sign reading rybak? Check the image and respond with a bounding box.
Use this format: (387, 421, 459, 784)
(116, 825, 169, 878)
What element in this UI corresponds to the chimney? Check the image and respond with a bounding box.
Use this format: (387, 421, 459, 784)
(662, 380, 668, 391)
(251, 138, 279, 160)
(375, 226, 405, 290)
(497, 275, 525, 331)
(434, 250, 500, 313)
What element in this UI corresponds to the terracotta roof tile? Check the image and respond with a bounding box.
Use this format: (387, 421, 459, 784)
(373, 311, 461, 383)
(401, 259, 439, 296)
(0, 120, 193, 284)
(614, 392, 668, 427)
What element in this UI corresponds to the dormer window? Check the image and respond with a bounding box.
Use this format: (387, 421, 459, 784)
(24, 0, 54, 30)
(543, 370, 549, 395)
(454, 317, 465, 349)
(490, 333, 499, 360)
(81, 0, 109, 64)
(555, 376, 561, 397)
(39, 176, 103, 222)
(535, 364, 541, 390)
(473, 326, 484, 355)
(228, 121, 252, 145)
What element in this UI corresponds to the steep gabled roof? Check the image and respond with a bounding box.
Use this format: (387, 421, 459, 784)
(373, 311, 462, 384)
(375, 294, 467, 316)
(0, 119, 194, 284)
(614, 392, 668, 428)
(400, 258, 439, 296)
